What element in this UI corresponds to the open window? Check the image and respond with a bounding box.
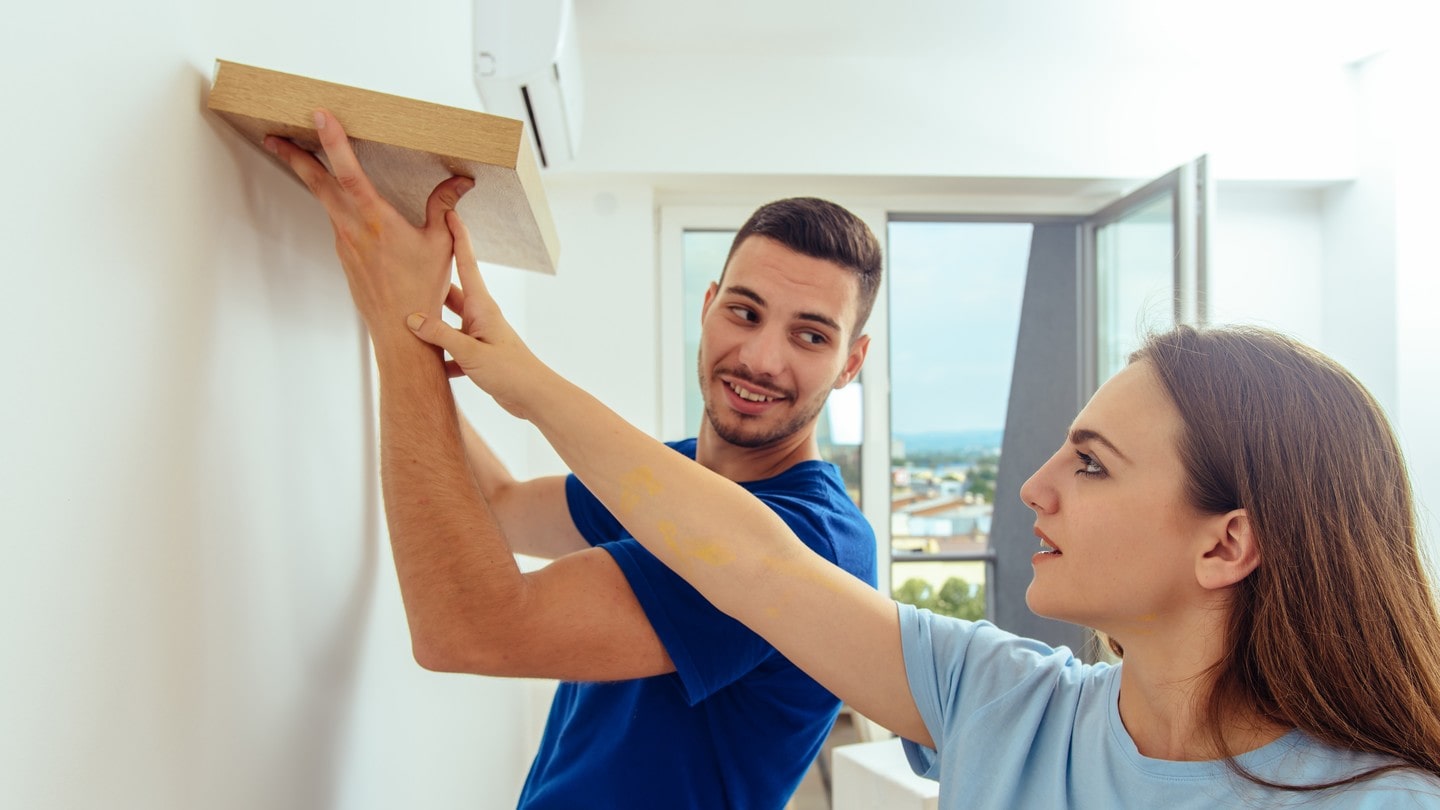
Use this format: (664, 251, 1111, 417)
(656, 159, 1209, 653)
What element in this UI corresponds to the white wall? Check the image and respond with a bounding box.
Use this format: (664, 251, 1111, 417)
(513, 184, 662, 474)
(1209, 187, 1326, 345)
(0, 1, 542, 808)
(1383, 43, 1440, 559)
(1315, 46, 1438, 562)
(567, 53, 1358, 183)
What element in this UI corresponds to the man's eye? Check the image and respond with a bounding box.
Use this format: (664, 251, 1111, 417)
(798, 331, 827, 346)
(728, 306, 757, 322)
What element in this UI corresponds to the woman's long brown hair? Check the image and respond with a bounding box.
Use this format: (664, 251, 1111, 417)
(1133, 325, 1440, 790)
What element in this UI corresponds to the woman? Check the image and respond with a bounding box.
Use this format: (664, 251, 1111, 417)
(416, 218, 1440, 807)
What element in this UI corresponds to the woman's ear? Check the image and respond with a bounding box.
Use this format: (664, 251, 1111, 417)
(1196, 509, 1260, 590)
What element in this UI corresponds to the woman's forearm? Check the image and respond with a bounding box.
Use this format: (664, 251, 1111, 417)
(525, 371, 799, 597)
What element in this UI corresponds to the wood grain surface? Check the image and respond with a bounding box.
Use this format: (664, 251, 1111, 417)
(208, 60, 559, 274)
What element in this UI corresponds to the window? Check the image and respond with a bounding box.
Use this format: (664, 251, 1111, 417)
(680, 231, 733, 435)
(1095, 193, 1176, 383)
(886, 220, 1032, 621)
(1086, 156, 1209, 391)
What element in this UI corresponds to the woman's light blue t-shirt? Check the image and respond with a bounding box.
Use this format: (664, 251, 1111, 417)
(898, 602, 1440, 809)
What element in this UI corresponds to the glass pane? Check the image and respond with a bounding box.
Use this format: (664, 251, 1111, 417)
(1095, 193, 1175, 384)
(816, 381, 863, 506)
(886, 221, 1032, 621)
(681, 231, 734, 434)
(681, 230, 863, 507)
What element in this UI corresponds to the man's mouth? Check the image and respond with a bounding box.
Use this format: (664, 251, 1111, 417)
(729, 381, 779, 403)
(731, 380, 777, 400)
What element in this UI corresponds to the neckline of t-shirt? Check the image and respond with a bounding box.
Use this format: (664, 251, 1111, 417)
(738, 458, 835, 489)
(1102, 664, 1303, 780)
(676, 439, 839, 491)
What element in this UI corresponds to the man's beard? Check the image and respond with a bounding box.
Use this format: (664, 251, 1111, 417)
(701, 370, 827, 449)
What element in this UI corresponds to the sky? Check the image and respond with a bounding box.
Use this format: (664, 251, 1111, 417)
(887, 221, 1031, 435)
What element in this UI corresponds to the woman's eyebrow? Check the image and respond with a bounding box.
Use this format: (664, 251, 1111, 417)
(1069, 427, 1131, 464)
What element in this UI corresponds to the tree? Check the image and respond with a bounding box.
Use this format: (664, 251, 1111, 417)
(892, 576, 985, 621)
(893, 577, 934, 608)
(934, 577, 985, 621)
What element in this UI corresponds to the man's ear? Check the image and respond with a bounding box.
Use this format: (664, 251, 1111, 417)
(834, 333, 870, 389)
(700, 281, 719, 319)
(1196, 509, 1260, 590)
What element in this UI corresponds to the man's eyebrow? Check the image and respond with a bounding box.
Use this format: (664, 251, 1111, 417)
(1069, 428, 1131, 464)
(723, 285, 843, 334)
(726, 285, 766, 308)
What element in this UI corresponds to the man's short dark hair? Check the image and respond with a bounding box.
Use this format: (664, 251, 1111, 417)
(722, 198, 883, 337)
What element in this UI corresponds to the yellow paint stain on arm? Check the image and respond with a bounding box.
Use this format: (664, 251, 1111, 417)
(618, 467, 662, 518)
(657, 520, 736, 567)
(761, 549, 850, 595)
(615, 464, 845, 591)
(615, 467, 736, 567)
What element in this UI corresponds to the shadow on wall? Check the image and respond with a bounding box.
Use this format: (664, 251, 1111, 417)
(122, 64, 384, 808)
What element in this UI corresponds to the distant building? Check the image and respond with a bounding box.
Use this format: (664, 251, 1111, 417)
(890, 492, 991, 556)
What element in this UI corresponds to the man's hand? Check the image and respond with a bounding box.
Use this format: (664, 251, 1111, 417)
(264, 109, 473, 344)
(407, 213, 548, 421)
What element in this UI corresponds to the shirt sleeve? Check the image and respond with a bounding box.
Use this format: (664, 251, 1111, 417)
(565, 472, 627, 544)
(564, 471, 783, 704)
(898, 602, 1084, 779)
(898, 601, 958, 778)
(603, 537, 776, 705)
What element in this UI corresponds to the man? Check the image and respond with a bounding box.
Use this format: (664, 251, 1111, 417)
(267, 110, 880, 808)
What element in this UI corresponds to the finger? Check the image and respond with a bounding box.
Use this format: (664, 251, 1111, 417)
(311, 108, 380, 207)
(407, 312, 479, 366)
(444, 359, 466, 378)
(444, 283, 465, 316)
(264, 135, 347, 212)
(447, 210, 489, 300)
(424, 175, 475, 230)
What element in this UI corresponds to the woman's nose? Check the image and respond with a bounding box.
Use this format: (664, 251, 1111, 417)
(1019, 455, 1059, 515)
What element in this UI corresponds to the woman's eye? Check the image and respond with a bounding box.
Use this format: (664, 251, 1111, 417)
(1074, 451, 1106, 478)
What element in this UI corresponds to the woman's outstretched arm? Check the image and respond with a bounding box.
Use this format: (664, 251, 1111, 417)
(410, 214, 932, 746)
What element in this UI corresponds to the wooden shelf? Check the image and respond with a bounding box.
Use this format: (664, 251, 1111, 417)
(208, 60, 559, 274)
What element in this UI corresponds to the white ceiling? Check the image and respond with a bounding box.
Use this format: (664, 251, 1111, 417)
(554, 0, 1419, 184)
(578, 0, 1394, 69)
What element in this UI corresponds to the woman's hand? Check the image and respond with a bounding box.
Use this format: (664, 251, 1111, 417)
(407, 212, 548, 421)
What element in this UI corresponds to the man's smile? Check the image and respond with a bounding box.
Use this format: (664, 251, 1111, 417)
(728, 380, 781, 403)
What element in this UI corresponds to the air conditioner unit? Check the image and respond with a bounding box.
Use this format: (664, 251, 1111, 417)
(473, 0, 583, 169)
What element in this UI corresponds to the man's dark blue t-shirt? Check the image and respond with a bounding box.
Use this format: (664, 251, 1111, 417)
(516, 439, 877, 809)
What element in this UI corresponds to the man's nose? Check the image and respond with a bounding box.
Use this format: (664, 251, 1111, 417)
(737, 326, 786, 377)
